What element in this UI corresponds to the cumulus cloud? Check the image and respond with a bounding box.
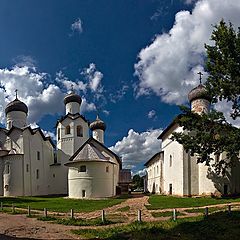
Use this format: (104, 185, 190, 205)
(56, 71, 87, 93)
(147, 110, 157, 120)
(0, 64, 99, 125)
(110, 128, 162, 170)
(81, 63, 103, 93)
(135, 0, 240, 105)
(215, 101, 240, 128)
(71, 18, 83, 34)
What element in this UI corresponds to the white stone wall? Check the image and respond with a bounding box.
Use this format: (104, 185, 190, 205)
(65, 102, 80, 115)
(6, 111, 27, 129)
(68, 161, 115, 198)
(92, 129, 104, 144)
(146, 157, 161, 193)
(3, 154, 24, 196)
(162, 126, 184, 195)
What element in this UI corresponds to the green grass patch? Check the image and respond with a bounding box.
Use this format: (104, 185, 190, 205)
(185, 207, 226, 214)
(147, 195, 240, 210)
(72, 211, 240, 239)
(0, 196, 124, 213)
(37, 215, 118, 226)
(118, 206, 130, 212)
(151, 211, 186, 218)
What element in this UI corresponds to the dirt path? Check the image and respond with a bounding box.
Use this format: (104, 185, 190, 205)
(1, 195, 240, 239)
(0, 213, 80, 240)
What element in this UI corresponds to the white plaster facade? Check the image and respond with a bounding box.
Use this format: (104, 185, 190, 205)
(145, 84, 240, 196)
(0, 91, 126, 198)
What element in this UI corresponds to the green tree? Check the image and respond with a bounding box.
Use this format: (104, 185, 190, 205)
(132, 174, 144, 189)
(172, 20, 240, 175)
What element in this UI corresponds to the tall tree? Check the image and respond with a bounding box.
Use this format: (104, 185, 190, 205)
(172, 20, 240, 175)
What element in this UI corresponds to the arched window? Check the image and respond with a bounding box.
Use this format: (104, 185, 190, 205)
(169, 155, 172, 167)
(106, 166, 109, 173)
(79, 165, 86, 172)
(58, 128, 60, 140)
(157, 166, 159, 174)
(65, 125, 71, 135)
(77, 125, 83, 137)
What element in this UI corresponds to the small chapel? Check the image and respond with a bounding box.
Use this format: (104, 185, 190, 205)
(145, 77, 240, 196)
(0, 90, 130, 198)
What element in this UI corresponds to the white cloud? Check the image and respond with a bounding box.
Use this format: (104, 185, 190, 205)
(110, 128, 161, 169)
(71, 18, 83, 34)
(103, 110, 110, 116)
(215, 100, 240, 128)
(147, 110, 157, 119)
(0, 65, 98, 125)
(135, 0, 240, 105)
(56, 71, 87, 93)
(82, 63, 103, 93)
(109, 85, 129, 103)
(80, 97, 96, 113)
(134, 168, 146, 177)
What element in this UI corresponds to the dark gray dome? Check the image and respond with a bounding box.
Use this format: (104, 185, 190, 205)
(64, 92, 82, 105)
(188, 84, 211, 102)
(5, 98, 28, 115)
(90, 116, 106, 131)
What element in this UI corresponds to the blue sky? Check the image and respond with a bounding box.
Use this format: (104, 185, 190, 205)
(0, 0, 239, 174)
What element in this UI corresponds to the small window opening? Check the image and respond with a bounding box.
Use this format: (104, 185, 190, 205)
(79, 165, 86, 172)
(36, 169, 39, 179)
(82, 190, 86, 198)
(37, 151, 40, 160)
(77, 125, 83, 137)
(106, 166, 109, 173)
(26, 164, 29, 172)
(65, 125, 71, 135)
(169, 155, 173, 167)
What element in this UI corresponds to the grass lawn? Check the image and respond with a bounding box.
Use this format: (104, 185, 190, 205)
(0, 196, 125, 213)
(72, 211, 240, 239)
(151, 211, 186, 218)
(37, 216, 120, 226)
(147, 195, 240, 210)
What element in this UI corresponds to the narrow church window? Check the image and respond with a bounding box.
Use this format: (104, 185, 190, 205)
(37, 151, 40, 160)
(36, 169, 39, 179)
(26, 164, 29, 172)
(82, 190, 86, 197)
(106, 166, 109, 173)
(58, 128, 60, 140)
(65, 125, 71, 135)
(169, 155, 173, 167)
(79, 165, 86, 172)
(5, 164, 10, 174)
(53, 173, 55, 178)
(5, 185, 9, 191)
(157, 166, 159, 174)
(77, 125, 83, 137)
(169, 184, 173, 195)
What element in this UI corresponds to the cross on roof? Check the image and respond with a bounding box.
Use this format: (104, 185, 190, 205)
(71, 84, 74, 92)
(15, 89, 18, 99)
(197, 72, 203, 84)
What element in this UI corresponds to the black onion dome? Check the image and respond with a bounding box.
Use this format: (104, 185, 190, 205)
(188, 84, 211, 102)
(90, 116, 106, 131)
(5, 98, 28, 115)
(64, 92, 82, 105)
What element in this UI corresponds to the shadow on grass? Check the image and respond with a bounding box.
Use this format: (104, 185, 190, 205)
(72, 211, 240, 240)
(0, 197, 43, 205)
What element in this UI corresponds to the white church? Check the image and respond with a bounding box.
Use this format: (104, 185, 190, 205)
(0, 90, 130, 198)
(145, 82, 240, 196)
